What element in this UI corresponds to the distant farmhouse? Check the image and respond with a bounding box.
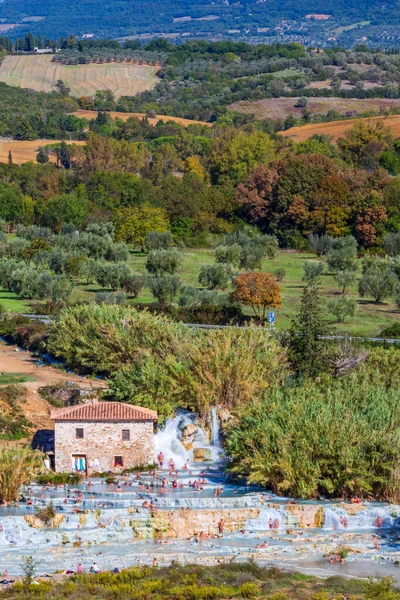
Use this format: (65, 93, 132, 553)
(51, 401, 157, 474)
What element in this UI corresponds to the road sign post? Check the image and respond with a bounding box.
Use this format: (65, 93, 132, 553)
(268, 311, 275, 330)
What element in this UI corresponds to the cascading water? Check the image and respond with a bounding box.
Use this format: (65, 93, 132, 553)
(211, 407, 222, 449)
(154, 411, 192, 468)
(324, 505, 399, 530)
(154, 409, 223, 468)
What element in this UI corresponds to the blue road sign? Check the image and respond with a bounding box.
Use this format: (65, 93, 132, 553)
(268, 312, 275, 324)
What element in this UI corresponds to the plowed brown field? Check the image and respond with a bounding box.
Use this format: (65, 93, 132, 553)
(230, 97, 400, 120)
(280, 115, 400, 142)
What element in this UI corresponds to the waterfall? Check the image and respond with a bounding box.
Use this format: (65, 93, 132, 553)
(211, 407, 222, 449)
(154, 409, 224, 468)
(154, 411, 192, 468)
(324, 506, 398, 530)
(247, 507, 283, 531)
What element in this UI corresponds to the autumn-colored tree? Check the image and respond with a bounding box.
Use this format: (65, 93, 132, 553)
(236, 163, 279, 223)
(84, 133, 151, 175)
(230, 271, 281, 320)
(184, 156, 206, 181)
(114, 205, 169, 251)
(237, 154, 341, 235)
(286, 194, 310, 228)
(210, 129, 275, 184)
(355, 204, 387, 248)
(310, 175, 350, 236)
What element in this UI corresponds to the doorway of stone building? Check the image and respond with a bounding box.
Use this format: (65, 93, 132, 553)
(72, 454, 87, 474)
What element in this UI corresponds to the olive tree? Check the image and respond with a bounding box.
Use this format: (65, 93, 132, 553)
(199, 264, 232, 290)
(145, 230, 173, 252)
(146, 249, 182, 276)
(359, 264, 397, 303)
(149, 274, 181, 303)
(215, 244, 241, 267)
(303, 261, 325, 282)
(326, 236, 358, 273)
(334, 270, 354, 294)
(308, 234, 334, 257)
(328, 296, 358, 323)
(383, 232, 400, 257)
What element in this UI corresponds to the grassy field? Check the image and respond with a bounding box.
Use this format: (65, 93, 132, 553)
(0, 373, 35, 385)
(0, 139, 85, 165)
(0, 55, 158, 98)
(279, 114, 400, 142)
(1, 248, 397, 336)
(230, 97, 400, 120)
(67, 248, 399, 337)
(270, 69, 300, 78)
(0, 289, 30, 312)
(333, 20, 370, 35)
(73, 109, 212, 128)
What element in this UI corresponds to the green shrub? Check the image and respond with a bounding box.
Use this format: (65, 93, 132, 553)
(335, 546, 351, 559)
(226, 377, 400, 500)
(238, 583, 259, 598)
(35, 472, 82, 485)
(380, 323, 400, 338)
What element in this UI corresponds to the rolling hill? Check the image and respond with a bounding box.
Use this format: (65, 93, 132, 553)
(0, 0, 399, 46)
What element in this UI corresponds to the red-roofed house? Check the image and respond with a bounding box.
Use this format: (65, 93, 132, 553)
(51, 401, 157, 474)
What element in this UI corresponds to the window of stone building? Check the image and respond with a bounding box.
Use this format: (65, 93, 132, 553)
(114, 456, 123, 467)
(76, 428, 84, 439)
(122, 429, 130, 441)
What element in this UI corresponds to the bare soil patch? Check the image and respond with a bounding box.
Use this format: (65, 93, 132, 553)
(0, 341, 106, 431)
(230, 97, 400, 120)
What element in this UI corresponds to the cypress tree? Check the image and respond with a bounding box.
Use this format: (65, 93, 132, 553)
(288, 281, 328, 377)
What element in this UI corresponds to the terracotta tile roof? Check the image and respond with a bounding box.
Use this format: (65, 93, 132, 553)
(50, 402, 157, 422)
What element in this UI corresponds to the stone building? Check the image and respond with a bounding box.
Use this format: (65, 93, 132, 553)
(51, 401, 157, 474)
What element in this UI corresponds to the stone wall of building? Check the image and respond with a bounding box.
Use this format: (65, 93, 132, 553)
(54, 420, 155, 474)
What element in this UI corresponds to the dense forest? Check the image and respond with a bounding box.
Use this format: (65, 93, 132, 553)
(1, 117, 400, 248)
(0, 0, 399, 47)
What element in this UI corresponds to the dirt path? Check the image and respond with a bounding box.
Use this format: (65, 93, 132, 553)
(0, 341, 106, 431)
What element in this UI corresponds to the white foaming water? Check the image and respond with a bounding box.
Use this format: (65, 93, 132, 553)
(154, 409, 223, 468)
(246, 507, 283, 531)
(211, 407, 222, 449)
(154, 412, 191, 468)
(324, 505, 398, 530)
